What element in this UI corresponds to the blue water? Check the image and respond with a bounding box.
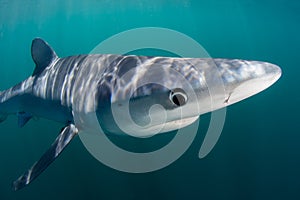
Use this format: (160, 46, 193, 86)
(0, 1, 299, 199)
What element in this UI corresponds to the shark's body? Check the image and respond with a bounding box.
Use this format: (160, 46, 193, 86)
(0, 38, 281, 190)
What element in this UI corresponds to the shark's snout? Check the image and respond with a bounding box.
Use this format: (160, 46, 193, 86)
(214, 59, 282, 105)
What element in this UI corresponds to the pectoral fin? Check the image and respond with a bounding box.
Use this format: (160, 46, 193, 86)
(17, 112, 33, 127)
(0, 114, 7, 123)
(12, 124, 78, 191)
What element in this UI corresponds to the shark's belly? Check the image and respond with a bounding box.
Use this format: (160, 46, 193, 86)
(20, 94, 73, 124)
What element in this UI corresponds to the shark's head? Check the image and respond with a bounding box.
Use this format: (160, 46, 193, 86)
(213, 59, 282, 105)
(96, 56, 281, 137)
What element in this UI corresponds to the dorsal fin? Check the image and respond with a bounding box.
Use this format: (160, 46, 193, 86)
(31, 38, 58, 76)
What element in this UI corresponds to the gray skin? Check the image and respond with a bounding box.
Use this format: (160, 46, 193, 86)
(0, 38, 281, 190)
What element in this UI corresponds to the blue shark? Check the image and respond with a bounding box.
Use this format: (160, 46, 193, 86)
(0, 38, 281, 190)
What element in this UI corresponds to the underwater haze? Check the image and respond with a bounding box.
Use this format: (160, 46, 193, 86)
(0, 0, 299, 199)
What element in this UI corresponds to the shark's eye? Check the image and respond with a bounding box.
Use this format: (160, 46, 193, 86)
(169, 88, 188, 106)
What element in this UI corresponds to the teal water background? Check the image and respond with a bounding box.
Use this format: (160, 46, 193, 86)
(0, 0, 299, 199)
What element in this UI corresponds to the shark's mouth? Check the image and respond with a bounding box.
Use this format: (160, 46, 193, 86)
(138, 115, 199, 137)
